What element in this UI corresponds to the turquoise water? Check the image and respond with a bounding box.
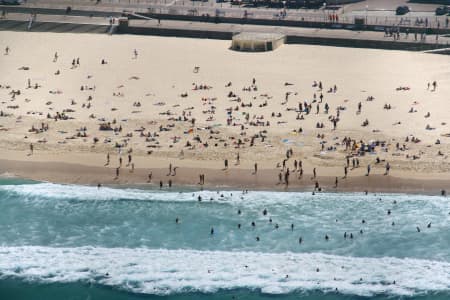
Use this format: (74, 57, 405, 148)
(0, 178, 449, 299)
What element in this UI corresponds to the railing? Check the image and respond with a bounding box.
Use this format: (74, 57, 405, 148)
(5, 0, 450, 31)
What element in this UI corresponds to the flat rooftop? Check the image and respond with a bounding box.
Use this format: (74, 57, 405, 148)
(233, 32, 285, 42)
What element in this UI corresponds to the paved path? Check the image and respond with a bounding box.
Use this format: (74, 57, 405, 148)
(3, 0, 449, 28)
(130, 18, 450, 45)
(1, 10, 449, 49)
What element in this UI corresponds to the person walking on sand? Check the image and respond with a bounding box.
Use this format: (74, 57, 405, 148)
(385, 162, 390, 175)
(224, 159, 228, 170)
(115, 167, 120, 179)
(29, 143, 33, 155)
(105, 153, 110, 166)
(148, 172, 152, 183)
(4, 46, 9, 55)
(366, 164, 371, 176)
(254, 163, 258, 175)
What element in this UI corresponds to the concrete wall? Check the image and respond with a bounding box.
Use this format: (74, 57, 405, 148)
(0, 18, 447, 53)
(138, 13, 450, 35)
(0, 19, 110, 33)
(117, 25, 448, 52)
(121, 26, 232, 40)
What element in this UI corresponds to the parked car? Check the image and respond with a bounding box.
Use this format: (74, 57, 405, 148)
(0, 0, 21, 4)
(435, 6, 449, 16)
(396, 6, 410, 15)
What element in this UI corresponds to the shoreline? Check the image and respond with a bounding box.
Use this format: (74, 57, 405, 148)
(1, 158, 449, 195)
(1, 32, 450, 197)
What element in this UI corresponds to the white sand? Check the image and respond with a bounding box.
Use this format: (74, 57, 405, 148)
(0, 31, 449, 178)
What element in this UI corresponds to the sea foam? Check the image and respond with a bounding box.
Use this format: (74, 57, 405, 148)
(0, 182, 446, 205)
(0, 246, 449, 297)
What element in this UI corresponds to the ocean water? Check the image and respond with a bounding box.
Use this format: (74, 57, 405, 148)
(0, 179, 449, 300)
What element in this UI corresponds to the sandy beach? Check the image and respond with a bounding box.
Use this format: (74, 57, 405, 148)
(1, 31, 450, 192)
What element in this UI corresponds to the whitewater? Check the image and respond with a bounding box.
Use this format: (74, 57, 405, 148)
(0, 180, 449, 299)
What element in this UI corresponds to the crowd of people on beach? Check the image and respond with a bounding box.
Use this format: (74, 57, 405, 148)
(0, 44, 447, 194)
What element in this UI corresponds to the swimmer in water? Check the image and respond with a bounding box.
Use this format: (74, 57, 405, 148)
(325, 234, 329, 241)
(263, 209, 267, 215)
(210, 227, 214, 235)
(291, 223, 294, 231)
(176, 217, 179, 224)
(299, 237, 302, 244)
(198, 195, 202, 201)
(238, 223, 241, 229)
